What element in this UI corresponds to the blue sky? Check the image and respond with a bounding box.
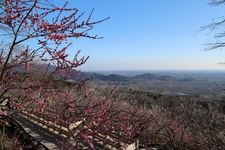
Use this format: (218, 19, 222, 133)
(65, 0, 225, 71)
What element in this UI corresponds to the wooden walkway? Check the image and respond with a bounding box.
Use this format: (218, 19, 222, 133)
(13, 111, 138, 150)
(14, 114, 118, 149)
(14, 114, 70, 149)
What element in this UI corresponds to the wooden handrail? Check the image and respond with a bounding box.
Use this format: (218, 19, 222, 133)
(18, 110, 139, 150)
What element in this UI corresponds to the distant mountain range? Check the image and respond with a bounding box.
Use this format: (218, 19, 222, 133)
(75, 72, 225, 96)
(15, 64, 225, 95)
(74, 72, 192, 83)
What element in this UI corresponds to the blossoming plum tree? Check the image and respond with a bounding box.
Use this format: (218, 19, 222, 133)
(0, 0, 109, 107)
(0, 0, 118, 148)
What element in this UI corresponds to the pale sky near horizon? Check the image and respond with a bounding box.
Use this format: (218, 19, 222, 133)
(64, 0, 225, 71)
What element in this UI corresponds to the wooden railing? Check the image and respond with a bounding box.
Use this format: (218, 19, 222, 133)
(19, 111, 70, 137)
(18, 111, 139, 150)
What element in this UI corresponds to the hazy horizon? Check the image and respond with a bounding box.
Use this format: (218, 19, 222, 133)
(83, 69, 225, 77)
